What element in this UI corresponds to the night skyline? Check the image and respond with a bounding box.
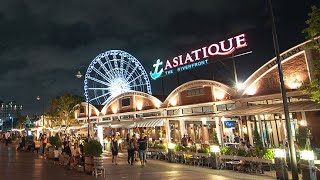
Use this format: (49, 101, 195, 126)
(0, 0, 319, 115)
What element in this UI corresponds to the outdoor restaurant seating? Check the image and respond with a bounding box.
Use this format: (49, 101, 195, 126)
(146, 146, 274, 175)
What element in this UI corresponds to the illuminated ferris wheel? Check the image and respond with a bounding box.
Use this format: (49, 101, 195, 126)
(84, 50, 152, 105)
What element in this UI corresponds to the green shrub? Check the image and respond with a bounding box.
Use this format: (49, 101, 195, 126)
(263, 149, 274, 160)
(237, 149, 248, 156)
(197, 147, 209, 153)
(190, 145, 197, 152)
(220, 146, 229, 155)
(84, 140, 103, 157)
(154, 144, 167, 150)
(49, 135, 62, 148)
(174, 144, 184, 151)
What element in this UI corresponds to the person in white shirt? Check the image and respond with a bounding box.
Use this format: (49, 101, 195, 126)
(5, 131, 11, 146)
(54, 147, 60, 165)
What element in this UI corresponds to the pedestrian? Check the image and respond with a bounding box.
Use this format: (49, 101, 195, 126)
(5, 131, 10, 146)
(42, 134, 48, 154)
(133, 134, 139, 161)
(128, 134, 136, 165)
(181, 135, 188, 147)
(138, 135, 147, 167)
(54, 147, 60, 165)
(111, 135, 118, 165)
(126, 133, 132, 164)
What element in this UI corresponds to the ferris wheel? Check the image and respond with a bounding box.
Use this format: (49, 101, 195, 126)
(84, 50, 152, 105)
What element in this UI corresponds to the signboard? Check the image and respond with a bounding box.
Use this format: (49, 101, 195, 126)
(150, 34, 248, 80)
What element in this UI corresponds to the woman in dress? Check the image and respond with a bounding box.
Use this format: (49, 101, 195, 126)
(111, 135, 118, 165)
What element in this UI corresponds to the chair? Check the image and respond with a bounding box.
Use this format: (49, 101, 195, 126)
(92, 157, 105, 178)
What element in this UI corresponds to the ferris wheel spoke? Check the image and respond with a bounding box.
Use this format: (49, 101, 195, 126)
(91, 67, 113, 83)
(90, 92, 111, 102)
(88, 87, 109, 90)
(130, 83, 147, 88)
(106, 57, 117, 77)
(120, 59, 124, 77)
(96, 58, 115, 79)
(123, 61, 131, 77)
(125, 65, 138, 82)
(127, 73, 143, 84)
(87, 76, 111, 86)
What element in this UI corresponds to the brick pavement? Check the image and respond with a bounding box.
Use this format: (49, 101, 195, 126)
(0, 143, 278, 180)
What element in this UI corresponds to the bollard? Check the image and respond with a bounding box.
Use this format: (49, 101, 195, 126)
(210, 145, 220, 169)
(274, 149, 289, 180)
(274, 157, 289, 180)
(300, 150, 317, 180)
(210, 152, 220, 169)
(168, 143, 175, 163)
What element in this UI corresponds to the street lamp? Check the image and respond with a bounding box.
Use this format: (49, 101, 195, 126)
(36, 96, 45, 132)
(267, 0, 298, 179)
(75, 69, 90, 139)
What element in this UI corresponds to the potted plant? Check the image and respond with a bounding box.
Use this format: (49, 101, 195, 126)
(84, 140, 103, 174)
(48, 135, 62, 159)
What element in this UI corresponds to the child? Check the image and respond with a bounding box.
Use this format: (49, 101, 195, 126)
(54, 147, 59, 165)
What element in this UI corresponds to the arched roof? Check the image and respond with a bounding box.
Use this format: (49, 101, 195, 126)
(240, 39, 312, 95)
(101, 91, 162, 113)
(163, 79, 236, 104)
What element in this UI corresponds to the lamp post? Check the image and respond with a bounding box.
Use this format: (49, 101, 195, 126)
(36, 96, 45, 132)
(267, 0, 298, 179)
(75, 69, 90, 139)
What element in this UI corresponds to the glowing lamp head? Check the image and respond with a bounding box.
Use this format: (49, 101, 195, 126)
(136, 101, 143, 111)
(112, 106, 118, 114)
(300, 150, 314, 160)
(299, 120, 307, 127)
(245, 85, 257, 95)
(210, 145, 220, 153)
(236, 82, 245, 90)
(170, 99, 177, 106)
(273, 149, 286, 158)
(75, 71, 83, 79)
(168, 143, 175, 150)
(154, 101, 161, 108)
(216, 92, 225, 100)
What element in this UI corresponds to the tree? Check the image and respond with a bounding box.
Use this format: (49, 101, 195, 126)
(212, 129, 220, 145)
(13, 117, 25, 129)
(302, 6, 320, 102)
(47, 93, 84, 126)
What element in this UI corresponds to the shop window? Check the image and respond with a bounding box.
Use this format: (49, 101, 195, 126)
(192, 107, 203, 113)
(182, 108, 192, 114)
(186, 88, 204, 97)
(167, 109, 179, 116)
(102, 117, 111, 121)
(226, 104, 235, 110)
(142, 111, 161, 117)
(217, 104, 227, 111)
(203, 106, 214, 112)
(80, 106, 85, 113)
(247, 100, 268, 106)
(121, 98, 130, 107)
(120, 115, 134, 119)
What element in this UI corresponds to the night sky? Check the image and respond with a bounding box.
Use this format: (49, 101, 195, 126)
(0, 0, 319, 115)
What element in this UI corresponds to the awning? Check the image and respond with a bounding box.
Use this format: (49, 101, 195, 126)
(135, 119, 165, 127)
(218, 101, 320, 117)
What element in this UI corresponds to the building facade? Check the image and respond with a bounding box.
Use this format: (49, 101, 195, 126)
(75, 39, 320, 148)
(0, 100, 23, 130)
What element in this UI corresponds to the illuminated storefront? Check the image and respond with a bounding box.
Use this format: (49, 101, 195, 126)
(74, 38, 320, 148)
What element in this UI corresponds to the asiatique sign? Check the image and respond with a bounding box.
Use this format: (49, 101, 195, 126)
(150, 34, 248, 80)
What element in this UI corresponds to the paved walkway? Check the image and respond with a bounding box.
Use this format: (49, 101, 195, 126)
(0, 143, 277, 180)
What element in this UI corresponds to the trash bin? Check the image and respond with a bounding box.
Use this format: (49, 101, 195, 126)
(300, 160, 317, 180)
(274, 157, 289, 180)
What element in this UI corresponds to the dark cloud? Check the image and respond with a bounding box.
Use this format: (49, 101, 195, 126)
(0, 0, 317, 115)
